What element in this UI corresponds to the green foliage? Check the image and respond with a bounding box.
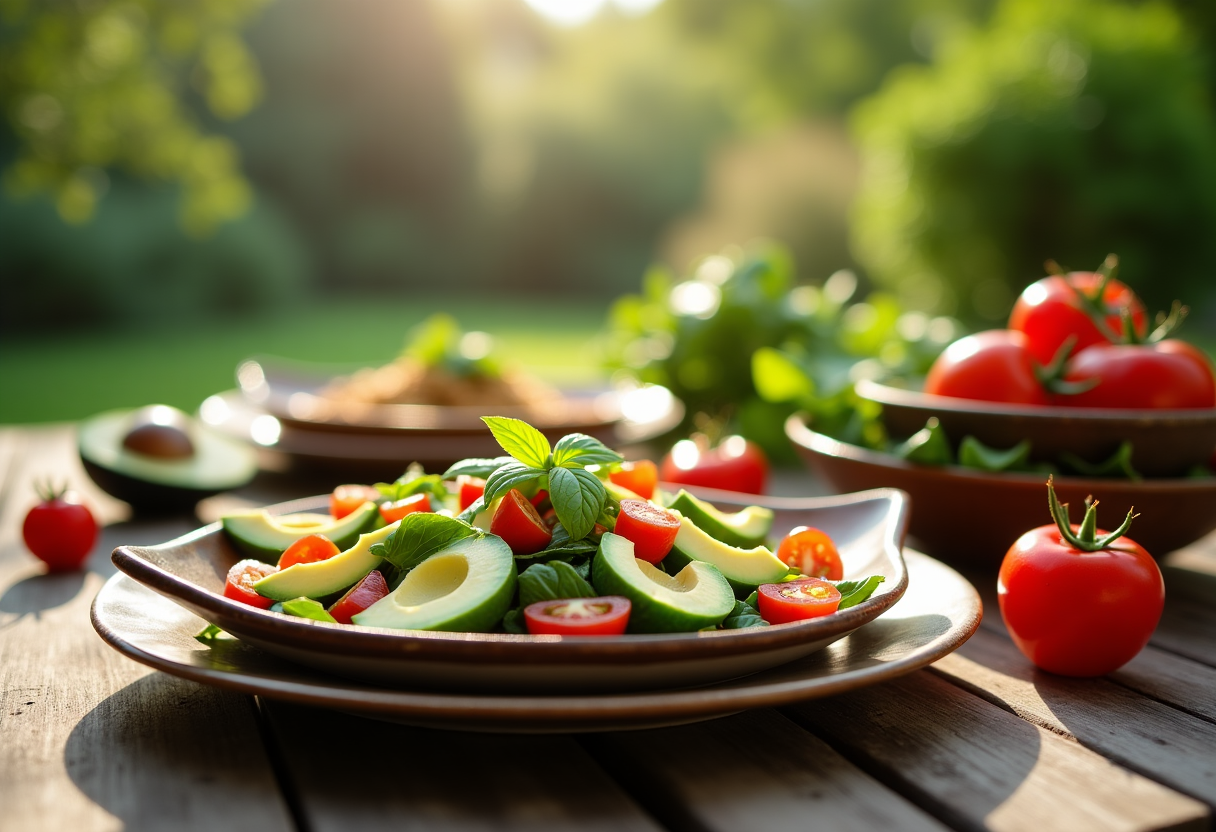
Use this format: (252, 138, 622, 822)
(851, 0, 1216, 323)
(0, 0, 269, 233)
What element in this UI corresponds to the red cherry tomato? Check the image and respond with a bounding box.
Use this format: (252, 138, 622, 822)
(523, 596, 632, 635)
(457, 475, 486, 511)
(1009, 271, 1146, 366)
(1059, 340, 1216, 409)
(660, 435, 768, 494)
(613, 499, 681, 564)
(998, 482, 1164, 677)
(924, 330, 1051, 405)
(757, 578, 842, 624)
(490, 489, 553, 555)
(277, 534, 341, 569)
(330, 484, 380, 519)
(609, 460, 659, 499)
(328, 570, 390, 624)
(379, 492, 431, 524)
(529, 490, 551, 512)
(22, 486, 98, 572)
(223, 559, 278, 609)
(776, 526, 843, 580)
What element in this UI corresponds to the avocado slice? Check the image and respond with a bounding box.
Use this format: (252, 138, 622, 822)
(223, 501, 379, 562)
(352, 535, 516, 632)
(592, 532, 734, 633)
(253, 520, 398, 601)
(664, 515, 790, 598)
(667, 490, 773, 548)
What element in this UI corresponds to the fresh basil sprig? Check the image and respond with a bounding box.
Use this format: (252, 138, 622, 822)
(370, 512, 483, 572)
(834, 575, 886, 609)
(480, 417, 623, 540)
(721, 599, 768, 629)
(442, 456, 515, 480)
(517, 561, 597, 607)
(376, 462, 449, 503)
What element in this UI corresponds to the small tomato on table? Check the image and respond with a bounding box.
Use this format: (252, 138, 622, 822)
(998, 478, 1164, 677)
(22, 483, 98, 572)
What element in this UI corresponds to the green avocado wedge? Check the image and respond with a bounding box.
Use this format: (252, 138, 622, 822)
(253, 520, 399, 602)
(664, 515, 791, 598)
(222, 501, 379, 562)
(352, 535, 516, 632)
(592, 532, 734, 633)
(666, 490, 773, 548)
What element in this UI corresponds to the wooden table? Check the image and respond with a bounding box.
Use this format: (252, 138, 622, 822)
(2, 423, 1214, 832)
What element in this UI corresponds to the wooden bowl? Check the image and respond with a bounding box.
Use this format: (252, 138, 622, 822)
(855, 379, 1216, 479)
(786, 413, 1216, 566)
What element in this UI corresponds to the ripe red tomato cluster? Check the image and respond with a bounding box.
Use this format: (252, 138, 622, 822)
(925, 258, 1216, 409)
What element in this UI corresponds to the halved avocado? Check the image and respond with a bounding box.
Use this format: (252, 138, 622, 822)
(667, 490, 773, 548)
(223, 501, 379, 562)
(663, 516, 790, 598)
(253, 520, 398, 601)
(351, 535, 516, 632)
(79, 406, 257, 512)
(592, 532, 734, 633)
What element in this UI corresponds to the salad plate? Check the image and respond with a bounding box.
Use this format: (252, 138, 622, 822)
(105, 489, 909, 695)
(92, 549, 975, 733)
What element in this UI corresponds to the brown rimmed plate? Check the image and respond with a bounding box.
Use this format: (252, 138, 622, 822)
(92, 550, 973, 733)
(106, 489, 908, 695)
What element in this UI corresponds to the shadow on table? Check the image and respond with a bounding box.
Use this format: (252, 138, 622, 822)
(0, 570, 87, 625)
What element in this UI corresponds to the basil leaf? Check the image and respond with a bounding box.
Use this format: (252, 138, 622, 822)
(958, 436, 1032, 473)
(552, 433, 623, 468)
(518, 561, 597, 608)
(484, 461, 547, 505)
(1060, 440, 1142, 481)
(194, 624, 229, 644)
(442, 456, 515, 480)
(482, 416, 552, 469)
(745, 590, 759, 608)
(548, 466, 606, 541)
(456, 495, 485, 525)
(502, 608, 527, 634)
(279, 597, 338, 623)
(721, 599, 769, 629)
(834, 575, 885, 610)
(370, 512, 482, 571)
(376, 464, 448, 502)
(895, 418, 953, 465)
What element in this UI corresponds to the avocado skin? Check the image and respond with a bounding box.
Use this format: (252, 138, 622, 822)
(667, 490, 772, 549)
(80, 457, 224, 514)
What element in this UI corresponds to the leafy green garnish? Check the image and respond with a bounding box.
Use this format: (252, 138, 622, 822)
(277, 597, 338, 623)
(483, 417, 553, 469)
(834, 575, 886, 610)
(958, 436, 1033, 473)
(1060, 440, 1142, 481)
(895, 418, 953, 465)
(370, 512, 482, 571)
(405, 314, 501, 379)
(375, 462, 448, 503)
(517, 561, 597, 608)
(194, 624, 230, 644)
(721, 599, 768, 629)
(442, 456, 515, 480)
(502, 608, 528, 634)
(553, 433, 625, 467)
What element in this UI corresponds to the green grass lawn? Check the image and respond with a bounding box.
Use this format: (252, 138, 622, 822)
(0, 297, 612, 424)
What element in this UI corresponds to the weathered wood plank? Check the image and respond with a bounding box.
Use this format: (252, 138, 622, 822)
(1151, 566, 1216, 667)
(260, 699, 664, 832)
(580, 709, 951, 832)
(932, 628, 1216, 810)
(783, 670, 1208, 832)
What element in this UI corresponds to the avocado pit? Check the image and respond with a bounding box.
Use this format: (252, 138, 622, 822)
(121, 406, 196, 460)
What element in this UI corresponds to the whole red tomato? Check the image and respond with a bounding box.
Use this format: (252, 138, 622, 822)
(1009, 266, 1146, 366)
(23, 484, 98, 572)
(924, 330, 1051, 406)
(1059, 340, 1216, 409)
(998, 480, 1163, 677)
(660, 434, 768, 494)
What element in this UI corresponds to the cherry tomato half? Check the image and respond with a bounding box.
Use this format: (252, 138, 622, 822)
(757, 578, 842, 624)
(1009, 271, 1146, 366)
(278, 534, 340, 569)
(609, 460, 659, 500)
(523, 596, 632, 635)
(660, 435, 768, 495)
(924, 330, 1050, 406)
(223, 559, 278, 609)
(490, 489, 553, 555)
(613, 499, 681, 564)
(330, 484, 380, 519)
(22, 487, 98, 572)
(1059, 340, 1216, 409)
(457, 475, 486, 511)
(379, 492, 431, 524)
(328, 570, 390, 624)
(777, 527, 843, 580)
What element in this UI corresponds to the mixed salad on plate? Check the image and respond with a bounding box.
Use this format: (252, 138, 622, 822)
(211, 417, 883, 638)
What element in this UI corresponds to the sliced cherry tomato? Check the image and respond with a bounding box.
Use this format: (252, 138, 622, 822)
(660, 435, 768, 494)
(379, 492, 431, 524)
(613, 499, 681, 564)
(22, 484, 97, 572)
(523, 596, 632, 635)
(277, 534, 341, 569)
(223, 559, 278, 609)
(490, 489, 553, 555)
(777, 526, 843, 580)
(330, 484, 380, 519)
(529, 489, 551, 513)
(1059, 340, 1216, 409)
(924, 329, 1051, 405)
(609, 459, 659, 500)
(1009, 270, 1146, 366)
(757, 578, 842, 624)
(328, 570, 390, 624)
(457, 475, 486, 511)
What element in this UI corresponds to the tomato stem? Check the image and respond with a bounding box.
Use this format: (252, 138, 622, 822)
(1046, 476, 1137, 552)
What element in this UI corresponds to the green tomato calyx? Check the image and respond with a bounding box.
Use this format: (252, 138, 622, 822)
(1046, 476, 1136, 552)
